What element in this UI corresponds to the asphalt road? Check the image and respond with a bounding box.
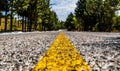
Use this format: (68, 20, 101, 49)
(0, 31, 120, 71)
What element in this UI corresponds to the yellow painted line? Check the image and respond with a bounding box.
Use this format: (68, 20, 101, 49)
(32, 32, 91, 71)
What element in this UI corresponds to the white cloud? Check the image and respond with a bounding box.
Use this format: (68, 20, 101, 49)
(50, 0, 78, 21)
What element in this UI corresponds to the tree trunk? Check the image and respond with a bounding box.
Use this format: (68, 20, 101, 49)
(18, 15, 20, 27)
(0, 15, 1, 26)
(10, 1, 13, 32)
(22, 16, 24, 32)
(0, 15, 1, 31)
(27, 19, 31, 31)
(34, 17, 37, 30)
(29, 20, 32, 31)
(10, 13, 13, 32)
(4, 0, 8, 32)
(25, 17, 27, 32)
(5, 11, 7, 32)
(34, 0, 37, 31)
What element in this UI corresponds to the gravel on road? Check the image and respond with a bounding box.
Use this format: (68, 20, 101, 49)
(0, 31, 120, 71)
(0, 32, 58, 71)
(65, 32, 120, 71)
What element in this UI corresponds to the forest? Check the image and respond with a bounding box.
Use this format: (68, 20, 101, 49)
(0, 0, 62, 32)
(0, 0, 120, 32)
(65, 0, 120, 32)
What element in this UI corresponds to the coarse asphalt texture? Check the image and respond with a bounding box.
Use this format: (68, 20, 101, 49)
(0, 31, 120, 71)
(32, 32, 90, 71)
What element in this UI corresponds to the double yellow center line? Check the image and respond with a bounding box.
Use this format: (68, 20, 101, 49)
(32, 32, 91, 71)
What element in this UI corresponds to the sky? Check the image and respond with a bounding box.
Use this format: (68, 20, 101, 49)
(50, 0, 78, 21)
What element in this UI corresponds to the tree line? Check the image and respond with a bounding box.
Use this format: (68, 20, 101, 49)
(1, 0, 120, 32)
(65, 0, 120, 32)
(0, 0, 63, 32)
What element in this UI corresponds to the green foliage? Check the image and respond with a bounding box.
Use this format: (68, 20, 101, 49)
(112, 16, 120, 31)
(74, 0, 120, 32)
(65, 13, 76, 31)
(0, 0, 60, 32)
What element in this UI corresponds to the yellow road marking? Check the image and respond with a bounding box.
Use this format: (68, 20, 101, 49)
(32, 32, 91, 71)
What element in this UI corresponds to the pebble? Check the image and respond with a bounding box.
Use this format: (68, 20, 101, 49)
(0, 31, 120, 71)
(0, 32, 58, 71)
(65, 32, 120, 71)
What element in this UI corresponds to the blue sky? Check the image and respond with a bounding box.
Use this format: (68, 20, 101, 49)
(50, 0, 78, 21)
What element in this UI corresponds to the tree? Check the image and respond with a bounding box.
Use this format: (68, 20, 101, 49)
(0, 12, 1, 26)
(0, 0, 5, 26)
(9, 0, 15, 31)
(75, 0, 120, 32)
(0, 0, 9, 31)
(0, 0, 60, 32)
(75, 0, 86, 31)
(112, 16, 120, 31)
(4, 0, 9, 32)
(48, 11, 60, 30)
(65, 13, 76, 31)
